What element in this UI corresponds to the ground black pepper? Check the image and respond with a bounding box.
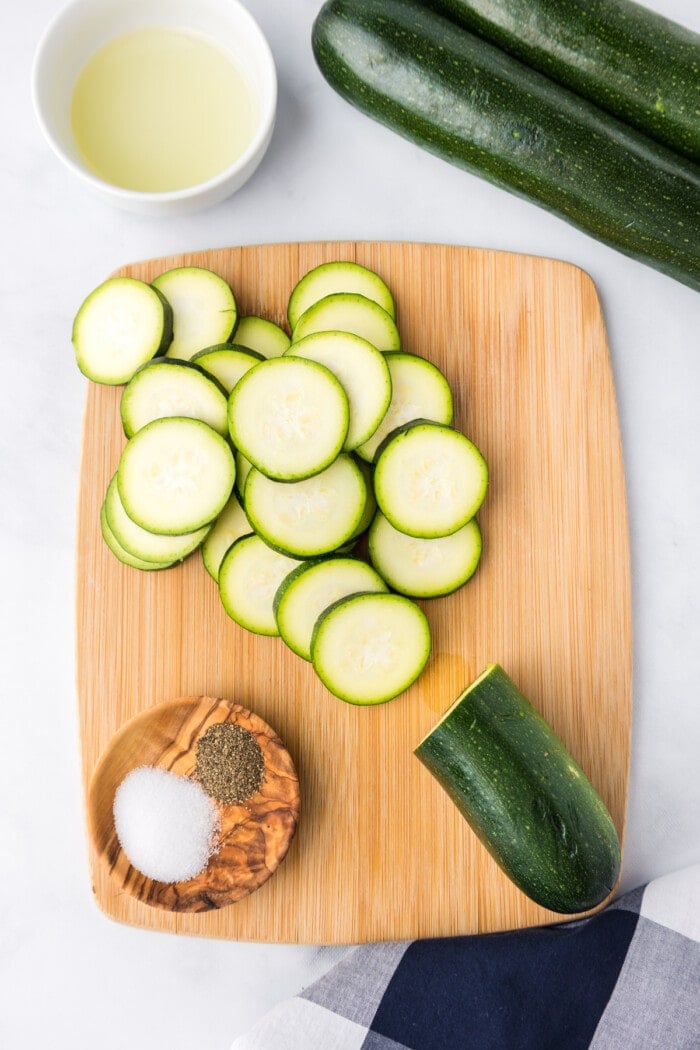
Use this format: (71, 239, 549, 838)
(195, 722, 265, 805)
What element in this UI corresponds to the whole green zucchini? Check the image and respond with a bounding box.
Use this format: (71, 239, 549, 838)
(424, 0, 700, 164)
(312, 0, 700, 292)
(414, 664, 621, 914)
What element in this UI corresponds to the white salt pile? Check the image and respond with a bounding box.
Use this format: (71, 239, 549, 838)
(113, 766, 220, 883)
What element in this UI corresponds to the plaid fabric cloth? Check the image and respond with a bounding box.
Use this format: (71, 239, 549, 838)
(231, 865, 700, 1049)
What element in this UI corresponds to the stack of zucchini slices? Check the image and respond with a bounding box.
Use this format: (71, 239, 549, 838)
(73, 260, 488, 705)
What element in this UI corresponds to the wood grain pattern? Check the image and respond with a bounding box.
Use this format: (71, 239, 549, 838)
(87, 696, 300, 912)
(76, 242, 632, 943)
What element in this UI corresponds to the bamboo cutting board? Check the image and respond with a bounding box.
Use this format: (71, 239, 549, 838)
(76, 241, 631, 944)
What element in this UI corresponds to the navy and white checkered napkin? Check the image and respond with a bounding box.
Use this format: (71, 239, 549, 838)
(232, 865, 699, 1049)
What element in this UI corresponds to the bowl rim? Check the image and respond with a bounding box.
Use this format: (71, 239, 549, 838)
(30, 0, 278, 205)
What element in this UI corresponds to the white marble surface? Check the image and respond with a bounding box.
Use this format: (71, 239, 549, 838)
(1, 1, 699, 1046)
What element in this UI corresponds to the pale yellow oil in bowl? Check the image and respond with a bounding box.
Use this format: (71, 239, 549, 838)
(71, 27, 257, 192)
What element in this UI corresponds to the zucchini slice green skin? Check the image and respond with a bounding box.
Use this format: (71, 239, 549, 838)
(312, 0, 700, 292)
(348, 455, 377, 539)
(414, 664, 621, 914)
(426, 0, 700, 165)
(234, 450, 254, 503)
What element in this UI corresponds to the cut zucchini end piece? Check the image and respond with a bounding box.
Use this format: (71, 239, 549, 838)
(412, 664, 621, 913)
(311, 592, 431, 705)
(413, 663, 500, 751)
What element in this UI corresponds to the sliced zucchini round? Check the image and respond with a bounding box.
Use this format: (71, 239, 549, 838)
(285, 331, 392, 450)
(117, 416, 235, 535)
(104, 474, 210, 564)
(228, 357, 349, 481)
(201, 491, 253, 582)
(191, 345, 264, 395)
(414, 664, 621, 914)
(291, 292, 400, 352)
(119, 358, 229, 438)
(288, 260, 395, 329)
(274, 556, 388, 660)
(100, 503, 173, 571)
(369, 511, 482, 597)
(355, 351, 454, 463)
(374, 422, 488, 538)
(311, 592, 431, 705)
(244, 454, 367, 557)
(151, 266, 237, 361)
(218, 534, 303, 635)
(72, 276, 172, 385)
(233, 315, 291, 358)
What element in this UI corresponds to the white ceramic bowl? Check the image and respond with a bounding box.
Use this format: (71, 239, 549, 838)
(32, 0, 277, 216)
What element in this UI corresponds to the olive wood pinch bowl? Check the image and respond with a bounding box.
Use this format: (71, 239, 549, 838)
(87, 695, 300, 912)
